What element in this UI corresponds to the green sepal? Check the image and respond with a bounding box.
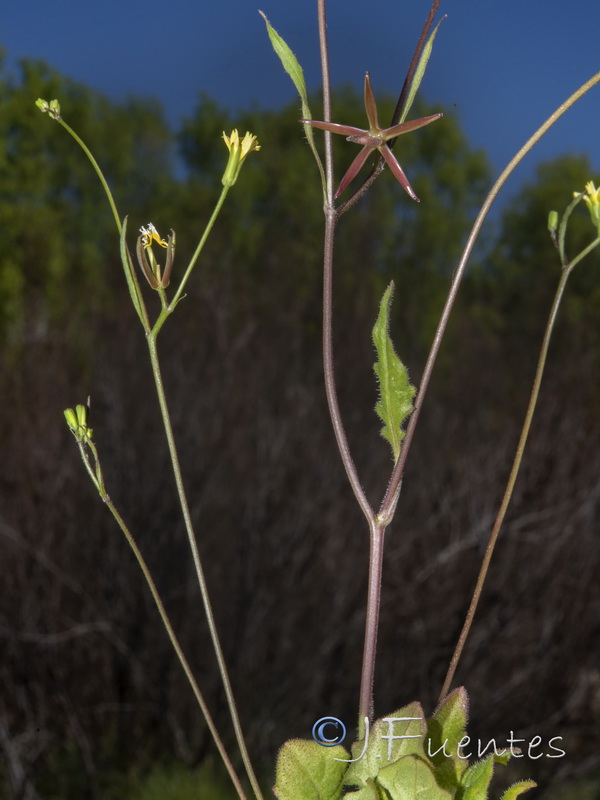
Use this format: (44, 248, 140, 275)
(400, 17, 445, 123)
(377, 755, 452, 800)
(64, 408, 78, 432)
(457, 756, 494, 800)
(373, 282, 416, 463)
(498, 780, 537, 800)
(558, 192, 584, 264)
(75, 404, 88, 427)
(259, 11, 326, 193)
(426, 687, 469, 791)
(344, 702, 427, 791)
(120, 217, 149, 329)
(273, 739, 349, 800)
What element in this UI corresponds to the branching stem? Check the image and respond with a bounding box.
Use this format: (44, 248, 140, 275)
(439, 234, 600, 701)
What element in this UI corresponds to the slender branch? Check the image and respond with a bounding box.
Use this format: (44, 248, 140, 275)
(165, 185, 231, 317)
(317, 0, 334, 205)
(316, 0, 372, 521)
(57, 117, 122, 235)
(379, 69, 600, 521)
(146, 337, 264, 800)
(322, 213, 374, 524)
(439, 235, 600, 700)
(103, 497, 249, 800)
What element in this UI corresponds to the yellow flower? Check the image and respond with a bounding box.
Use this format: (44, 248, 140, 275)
(139, 222, 168, 249)
(222, 129, 260, 186)
(136, 223, 175, 289)
(575, 181, 600, 229)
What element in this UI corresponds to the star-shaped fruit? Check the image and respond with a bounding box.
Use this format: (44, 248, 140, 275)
(303, 72, 442, 201)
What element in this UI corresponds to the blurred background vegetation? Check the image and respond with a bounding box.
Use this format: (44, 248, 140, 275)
(1, 55, 599, 799)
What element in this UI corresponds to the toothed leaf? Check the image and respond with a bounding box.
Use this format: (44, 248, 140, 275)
(373, 282, 415, 463)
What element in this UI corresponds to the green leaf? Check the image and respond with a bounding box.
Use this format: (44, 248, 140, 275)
(273, 739, 349, 800)
(498, 780, 537, 800)
(373, 282, 416, 463)
(259, 11, 326, 192)
(426, 687, 470, 791)
(458, 756, 494, 800)
(377, 755, 452, 800)
(119, 217, 147, 329)
(400, 17, 445, 123)
(344, 702, 427, 791)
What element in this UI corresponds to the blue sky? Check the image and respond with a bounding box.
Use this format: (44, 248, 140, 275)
(3, 0, 600, 200)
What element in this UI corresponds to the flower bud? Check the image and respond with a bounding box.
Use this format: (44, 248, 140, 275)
(35, 98, 61, 120)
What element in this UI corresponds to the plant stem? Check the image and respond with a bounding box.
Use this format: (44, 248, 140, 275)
(146, 336, 264, 800)
(57, 118, 122, 235)
(379, 69, 600, 522)
(168, 187, 230, 311)
(358, 520, 385, 730)
(439, 236, 600, 700)
(103, 496, 249, 800)
(322, 211, 374, 524)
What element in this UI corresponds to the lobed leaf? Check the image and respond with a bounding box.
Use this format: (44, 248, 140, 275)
(373, 282, 416, 463)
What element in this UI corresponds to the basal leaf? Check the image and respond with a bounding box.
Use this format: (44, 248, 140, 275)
(373, 282, 416, 463)
(377, 755, 452, 800)
(400, 17, 445, 123)
(273, 739, 349, 800)
(344, 702, 427, 791)
(458, 756, 494, 800)
(259, 11, 325, 190)
(426, 687, 470, 790)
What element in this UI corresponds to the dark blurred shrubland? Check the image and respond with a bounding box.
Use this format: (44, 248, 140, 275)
(0, 54, 598, 799)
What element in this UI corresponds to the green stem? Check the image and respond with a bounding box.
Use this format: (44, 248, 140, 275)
(146, 335, 264, 800)
(57, 118, 122, 235)
(76, 440, 248, 798)
(104, 500, 249, 800)
(439, 235, 600, 701)
(168, 188, 230, 305)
